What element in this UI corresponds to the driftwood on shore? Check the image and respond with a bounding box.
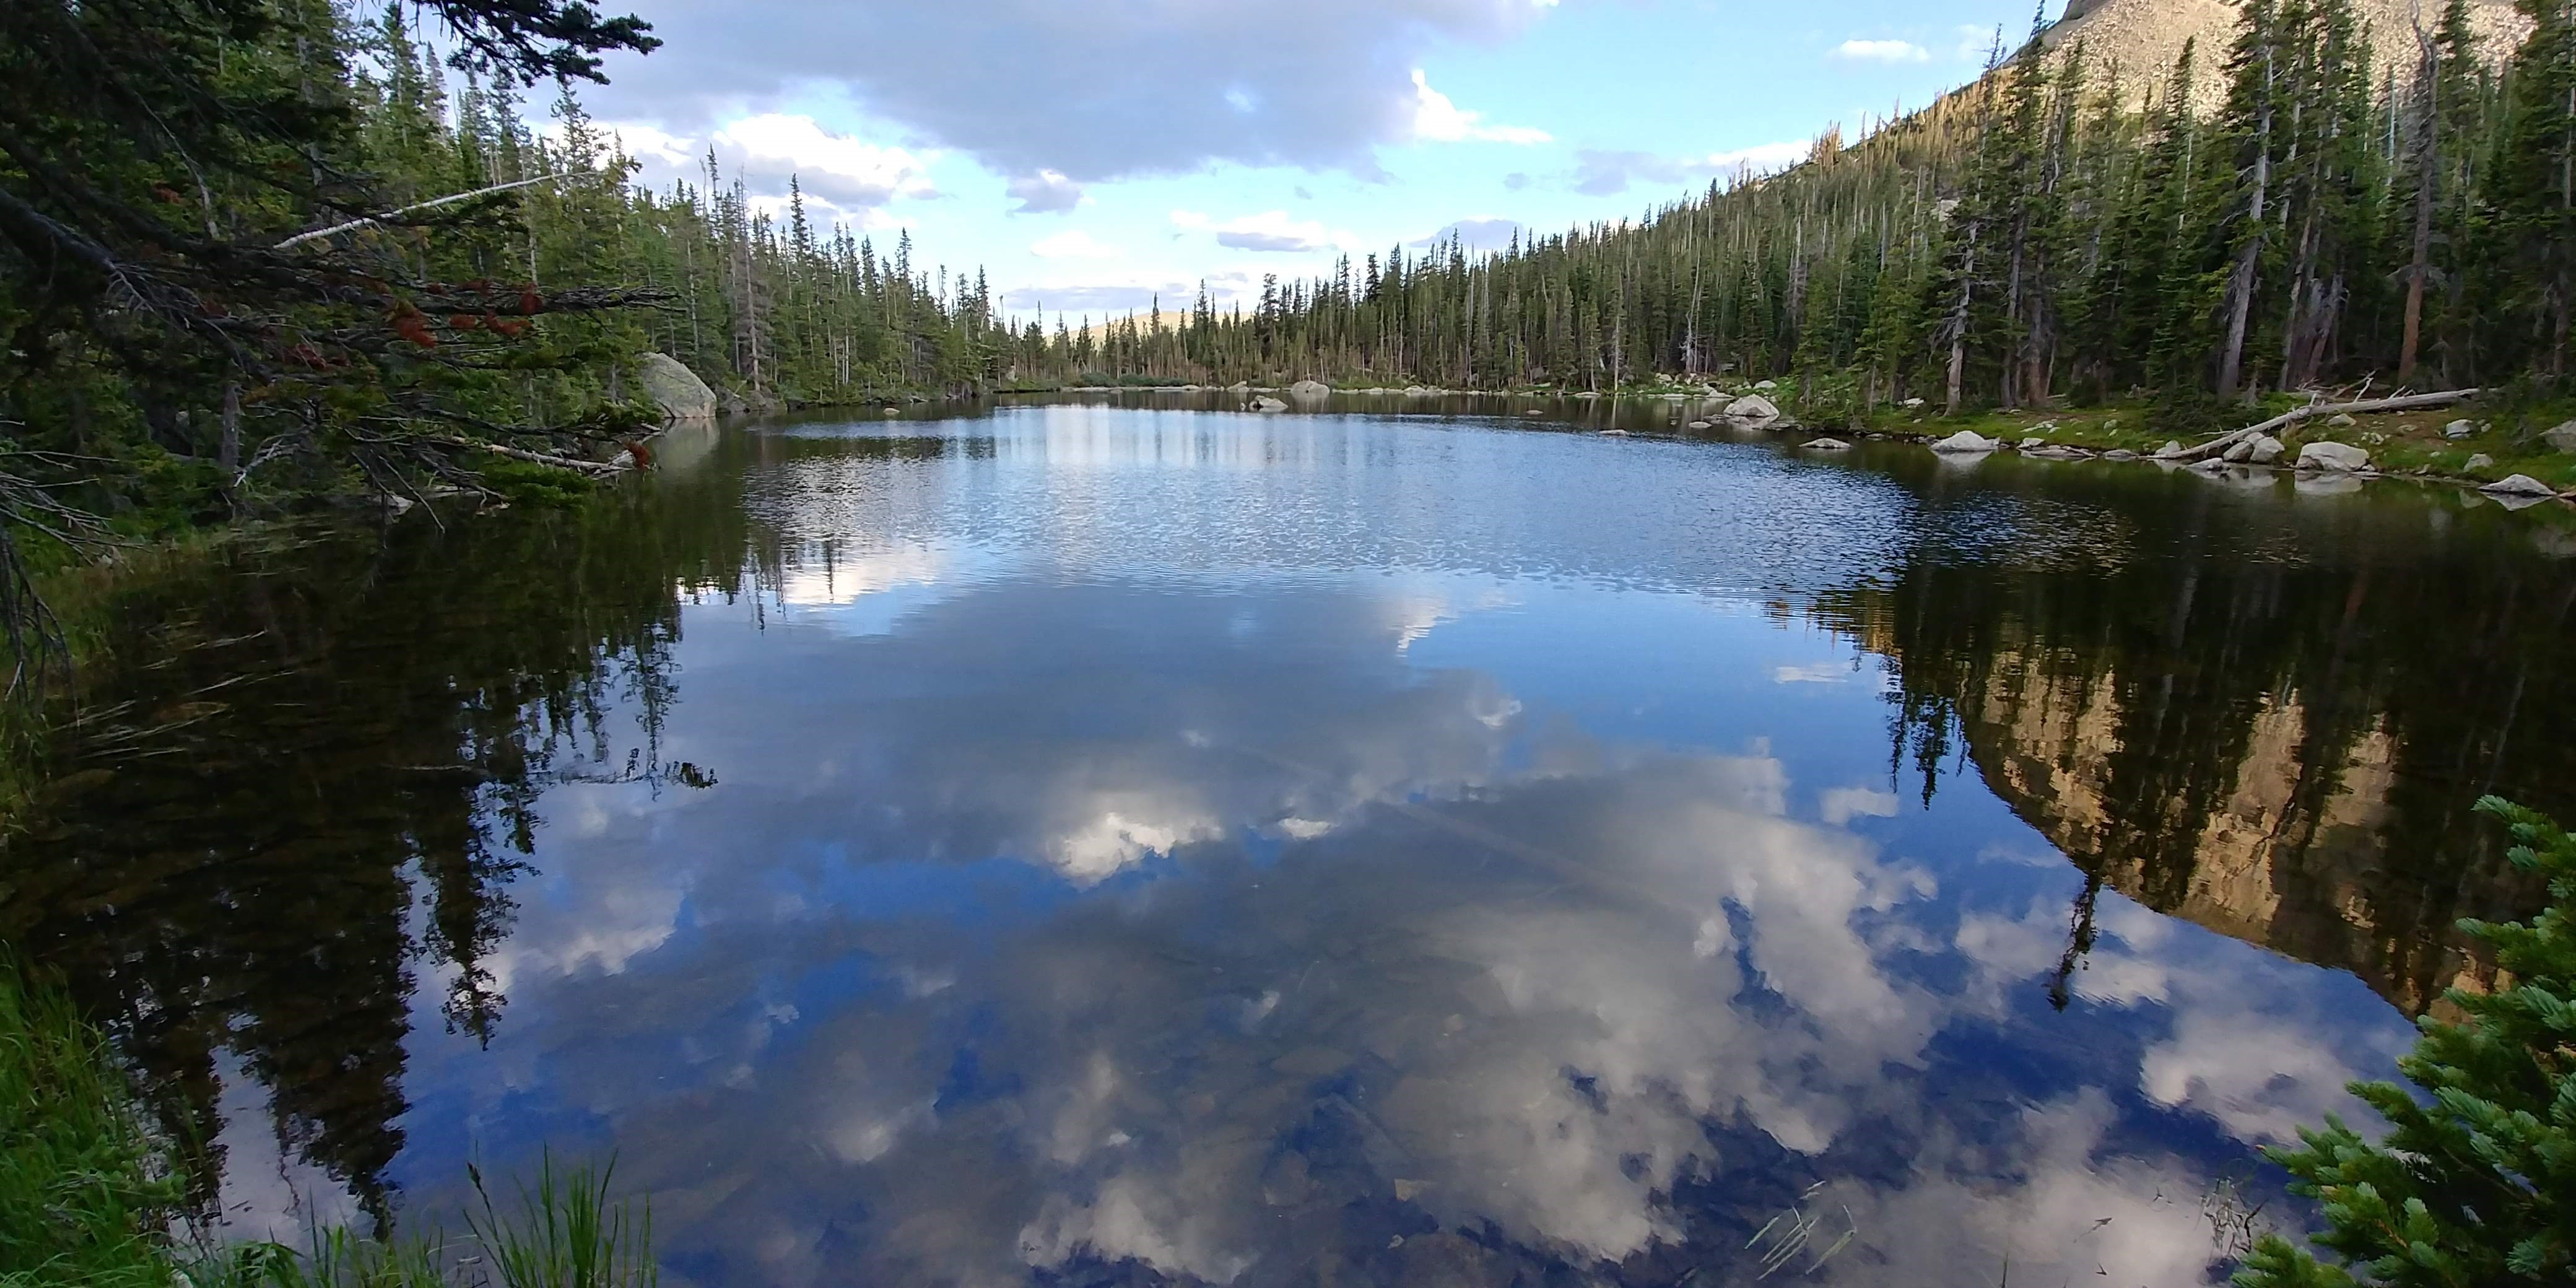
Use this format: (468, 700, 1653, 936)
(2167, 389, 2481, 461)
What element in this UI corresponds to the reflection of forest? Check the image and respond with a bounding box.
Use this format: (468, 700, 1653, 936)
(1810, 515, 2576, 1019)
(0, 435, 770, 1225)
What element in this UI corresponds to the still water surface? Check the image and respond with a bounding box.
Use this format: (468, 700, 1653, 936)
(11, 399, 2576, 1286)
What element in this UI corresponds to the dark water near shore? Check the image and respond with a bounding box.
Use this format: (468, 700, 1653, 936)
(9, 397, 2576, 1286)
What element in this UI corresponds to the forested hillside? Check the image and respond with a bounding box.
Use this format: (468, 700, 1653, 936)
(0, 0, 1004, 666)
(9, 0, 2576, 666)
(1032, 0, 2576, 427)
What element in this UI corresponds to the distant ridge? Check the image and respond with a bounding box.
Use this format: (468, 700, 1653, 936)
(2036, 0, 2527, 103)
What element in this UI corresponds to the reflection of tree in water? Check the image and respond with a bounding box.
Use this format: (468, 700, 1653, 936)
(0, 456, 767, 1227)
(1815, 492, 2576, 1017)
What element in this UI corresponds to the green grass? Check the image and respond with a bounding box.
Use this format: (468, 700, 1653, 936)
(0, 955, 653, 1287)
(0, 956, 180, 1287)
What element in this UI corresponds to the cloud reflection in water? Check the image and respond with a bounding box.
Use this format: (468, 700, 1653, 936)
(386, 568, 2411, 1288)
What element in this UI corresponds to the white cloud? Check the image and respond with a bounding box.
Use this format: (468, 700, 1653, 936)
(1832, 38, 1931, 64)
(1773, 662, 1850, 684)
(1188, 210, 1349, 253)
(1006, 169, 1085, 215)
(707, 113, 938, 207)
(583, 0, 1567, 182)
(1409, 69, 1552, 145)
(1572, 139, 1810, 196)
(1819, 785, 1900, 825)
(1029, 229, 1121, 260)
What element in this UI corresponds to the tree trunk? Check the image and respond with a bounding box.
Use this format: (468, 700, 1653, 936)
(2219, 52, 2276, 398)
(219, 381, 241, 474)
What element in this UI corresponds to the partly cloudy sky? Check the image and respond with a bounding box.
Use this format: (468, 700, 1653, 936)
(560, 0, 2040, 321)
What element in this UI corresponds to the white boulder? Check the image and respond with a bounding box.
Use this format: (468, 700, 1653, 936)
(633, 352, 718, 422)
(1287, 379, 1330, 399)
(1722, 394, 1783, 428)
(2443, 419, 2477, 440)
(1931, 430, 1999, 455)
(2480, 474, 2559, 498)
(2244, 435, 2286, 465)
(2296, 441, 2371, 472)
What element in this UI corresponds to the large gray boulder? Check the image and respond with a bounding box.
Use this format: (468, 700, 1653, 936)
(635, 353, 717, 422)
(1930, 430, 1999, 455)
(1287, 379, 1331, 400)
(2544, 420, 2576, 454)
(1721, 394, 1782, 428)
(2296, 440, 2370, 472)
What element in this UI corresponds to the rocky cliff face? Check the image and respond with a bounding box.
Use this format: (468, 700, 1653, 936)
(1956, 644, 2518, 1018)
(2039, 0, 2527, 104)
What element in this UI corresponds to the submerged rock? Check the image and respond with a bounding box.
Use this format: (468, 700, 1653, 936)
(2296, 441, 2371, 471)
(634, 353, 718, 421)
(2102, 448, 2140, 460)
(1931, 430, 1999, 455)
(1251, 396, 1289, 412)
(1686, 419, 1713, 430)
(1798, 437, 1853, 450)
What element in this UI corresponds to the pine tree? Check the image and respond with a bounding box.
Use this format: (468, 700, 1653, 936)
(2235, 797, 2576, 1287)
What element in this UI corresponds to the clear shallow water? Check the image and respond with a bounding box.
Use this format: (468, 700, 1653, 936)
(11, 400, 2576, 1286)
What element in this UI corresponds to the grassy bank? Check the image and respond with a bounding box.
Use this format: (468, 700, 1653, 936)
(0, 956, 653, 1287)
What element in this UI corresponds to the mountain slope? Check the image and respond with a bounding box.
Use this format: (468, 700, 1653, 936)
(2040, 0, 2528, 100)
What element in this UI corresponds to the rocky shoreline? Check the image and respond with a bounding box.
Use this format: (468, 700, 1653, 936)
(640, 360, 2576, 509)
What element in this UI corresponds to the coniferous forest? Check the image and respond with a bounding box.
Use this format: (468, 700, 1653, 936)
(0, 0, 1004, 664)
(6, 0, 2576, 644)
(1035, 0, 2576, 420)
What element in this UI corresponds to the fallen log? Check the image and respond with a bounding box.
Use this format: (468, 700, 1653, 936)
(276, 172, 595, 250)
(432, 435, 630, 476)
(2169, 388, 2482, 461)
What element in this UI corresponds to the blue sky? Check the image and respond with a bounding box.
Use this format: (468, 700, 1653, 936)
(567, 0, 2048, 323)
